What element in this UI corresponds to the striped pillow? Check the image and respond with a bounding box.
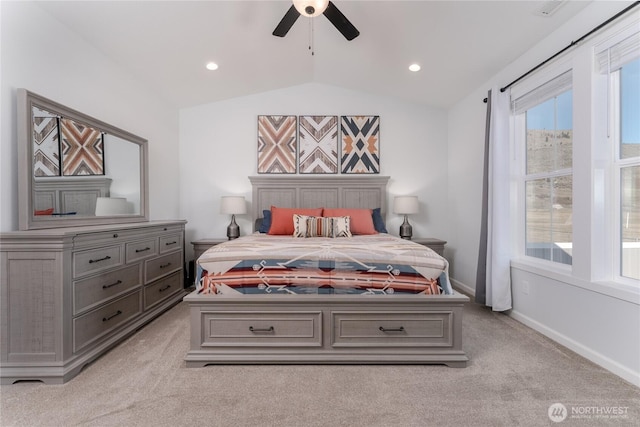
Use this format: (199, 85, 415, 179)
(326, 216, 352, 238)
(293, 215, 352, 238)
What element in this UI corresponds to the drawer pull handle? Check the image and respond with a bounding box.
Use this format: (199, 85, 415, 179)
(103, 310, 122, 322)
(159, 285, 171, 292)
(379, 326, 405, 333)
(102, 280, 122, 289)
(160, 262, 172, 269)
(135, 247, 151, 253)
(249, 326, 274, 333)
(89, 255, 112, 264)
(165, 241, 177, 246)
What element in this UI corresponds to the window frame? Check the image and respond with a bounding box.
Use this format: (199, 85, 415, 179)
(511, 66, 574, 269)
(610, 66, 640, 284)
(507, 13, 640, 302)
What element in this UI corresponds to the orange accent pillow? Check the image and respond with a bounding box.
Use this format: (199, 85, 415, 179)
(267, 206, 323, 235)
(34, 208, 54, 216)
(323, 208, 377, 235)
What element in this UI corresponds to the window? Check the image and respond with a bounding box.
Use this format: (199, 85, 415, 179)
(509, 16, 639, 290)
(514, 72, 573, 265)
(616, 58, 640, 280)
(596, 28, 640, 282)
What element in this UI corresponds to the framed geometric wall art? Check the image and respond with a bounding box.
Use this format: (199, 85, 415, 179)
(257, 115, 297, 174)
(340, 115, 380, 174)
(298, 115, 338, 174)
(60, 118, 105, 176)
(32, 106, 61, 177)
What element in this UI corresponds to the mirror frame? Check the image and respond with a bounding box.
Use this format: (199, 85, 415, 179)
(17, 88, 149, 230)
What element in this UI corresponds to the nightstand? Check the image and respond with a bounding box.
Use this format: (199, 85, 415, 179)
(191, 237, 228, 261)
(411, 237, 447, 256)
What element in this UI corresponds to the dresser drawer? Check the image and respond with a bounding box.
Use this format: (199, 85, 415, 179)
(145, 251, 182, 283)
(159, 233, 182, 254)
(73, 245, 123, 278)
(73, 291, 142, 352)
(126, 238, 158, 263)
(331, 311, 453, 348)
(144, 272, 182, 310)
(201, 311, 322, 347)
(73, 264, 142, 315)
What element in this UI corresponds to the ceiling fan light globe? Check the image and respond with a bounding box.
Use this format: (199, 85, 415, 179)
(293, 0, 329, 17)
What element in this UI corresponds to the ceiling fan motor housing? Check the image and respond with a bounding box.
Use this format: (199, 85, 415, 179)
(293, 0, 329, 17)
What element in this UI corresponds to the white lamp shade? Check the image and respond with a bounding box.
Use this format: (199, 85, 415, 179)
(393, 196, 419, 215)
(293, 0, 329, 17)
(95, 197, 129, 216)
(220, 196, 246, 215)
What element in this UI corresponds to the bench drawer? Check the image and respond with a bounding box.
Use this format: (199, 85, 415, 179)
(331, 311, 453, 348)
(201, 311, 322, 347)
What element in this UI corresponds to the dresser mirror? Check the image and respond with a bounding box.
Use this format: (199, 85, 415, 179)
(17, 88, 149, 230)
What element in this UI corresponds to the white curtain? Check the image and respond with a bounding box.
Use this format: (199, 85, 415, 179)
(476, 88, 512, 312)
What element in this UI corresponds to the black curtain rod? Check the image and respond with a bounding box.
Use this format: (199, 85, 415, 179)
(483, 1, 640, 103)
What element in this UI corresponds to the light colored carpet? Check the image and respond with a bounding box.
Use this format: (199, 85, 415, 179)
(1, 299, 638, 427)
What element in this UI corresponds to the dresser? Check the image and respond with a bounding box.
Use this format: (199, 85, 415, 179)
(0, 220, 186, 384)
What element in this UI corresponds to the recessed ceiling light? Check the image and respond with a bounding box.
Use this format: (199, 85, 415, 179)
(206, 62, 219, 71)
(409, 63, 421, 72)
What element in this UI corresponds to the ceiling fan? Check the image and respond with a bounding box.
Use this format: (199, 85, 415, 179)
(273, 0, 360, 41)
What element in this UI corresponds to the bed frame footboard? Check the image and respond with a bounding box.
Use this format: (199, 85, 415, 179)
(184, 292, 469, 367)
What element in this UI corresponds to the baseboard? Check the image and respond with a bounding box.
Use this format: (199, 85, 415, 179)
(451, 278, 475, 297)
(451, 277, 639, 386)
(509, 310, 640, 388)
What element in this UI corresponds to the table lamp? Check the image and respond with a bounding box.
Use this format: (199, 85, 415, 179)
(220, 196, 246, 240)
(393, 196, 419, 240)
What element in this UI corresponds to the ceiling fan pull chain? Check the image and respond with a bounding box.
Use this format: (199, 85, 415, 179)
(308, 18, 315, 56)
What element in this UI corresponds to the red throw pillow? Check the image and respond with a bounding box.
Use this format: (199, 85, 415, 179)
(267, 206, 323, 235)
(323, 208, 377, 235)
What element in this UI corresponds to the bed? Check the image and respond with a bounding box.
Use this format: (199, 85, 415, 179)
(184, 176, 469, 367)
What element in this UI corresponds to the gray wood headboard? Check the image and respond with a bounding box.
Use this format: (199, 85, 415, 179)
(249, 175, 389, 229)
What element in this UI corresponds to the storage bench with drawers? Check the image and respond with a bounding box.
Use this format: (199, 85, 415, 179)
(184, 292, 468, 367)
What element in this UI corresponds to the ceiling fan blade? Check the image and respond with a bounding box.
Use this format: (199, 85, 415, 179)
(273, 5, 300, 37)
(323, 1, 359, 41)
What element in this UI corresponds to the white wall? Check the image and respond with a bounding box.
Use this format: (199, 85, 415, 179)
(179, 83, 448, 261)
(0, 1, 180, 231)
(447, 1, 640, 386)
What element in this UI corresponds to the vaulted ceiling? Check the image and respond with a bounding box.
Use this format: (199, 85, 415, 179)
(34, 1, 591, 109)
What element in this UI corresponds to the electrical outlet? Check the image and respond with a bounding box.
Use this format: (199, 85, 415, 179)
(522, 281, 530, 295)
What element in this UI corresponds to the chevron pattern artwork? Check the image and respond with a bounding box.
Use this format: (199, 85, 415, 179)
(341, 115, 380, 174)
(258, 115, 297, 174)
(298, 115, 338, 174)
(32, 107, 60, 177)
(60, 118, 104, 176)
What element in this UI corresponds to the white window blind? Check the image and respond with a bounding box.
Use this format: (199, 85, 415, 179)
(595, 30, 640, 73)
(511, 70, 572, 115)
